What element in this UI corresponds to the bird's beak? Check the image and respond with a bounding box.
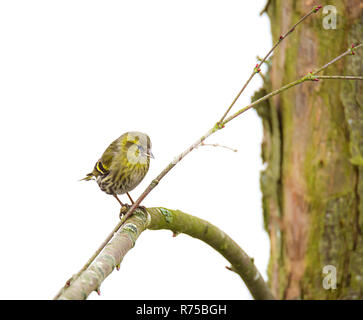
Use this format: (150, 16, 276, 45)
(147, 150, 155, 159)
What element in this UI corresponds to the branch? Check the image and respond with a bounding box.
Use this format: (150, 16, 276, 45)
(55, 207, 275, 300)
(148, 208, 274, 300)
(315, 75, 363, 81)
(218, 5, 322, 124)
(221, 44, 363, 125)
(199, 142, 238, 152)
(313, 43, 360, 74)
(259, 0, 271, 16)
(57, 44, 362, 297)
(55, 208, 148, 300)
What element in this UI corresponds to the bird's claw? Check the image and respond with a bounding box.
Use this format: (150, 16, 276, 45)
(119, 204, 147, 220)
(136, 205, 146, 212)
(119, 204, 131, 220)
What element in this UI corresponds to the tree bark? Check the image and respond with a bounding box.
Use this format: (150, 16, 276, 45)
(255, 0, 363, 299)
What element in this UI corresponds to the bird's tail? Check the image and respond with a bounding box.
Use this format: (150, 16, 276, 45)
(80, 172, 95, 181)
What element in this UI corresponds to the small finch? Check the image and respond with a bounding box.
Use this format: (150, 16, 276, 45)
(81, 131, 154, 206)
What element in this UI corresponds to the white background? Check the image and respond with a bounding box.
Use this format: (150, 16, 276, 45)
(0, 1, 271, 299)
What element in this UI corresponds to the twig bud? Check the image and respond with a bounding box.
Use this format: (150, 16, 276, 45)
(225, 265, 238, 274)
(305, 71, 319, 82)
(350, 44, 357, 55)
(313, 5, 322, 13)
(215, 121, 225, 129)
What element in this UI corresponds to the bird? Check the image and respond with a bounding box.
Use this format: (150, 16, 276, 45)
(81, 131, 154, 206)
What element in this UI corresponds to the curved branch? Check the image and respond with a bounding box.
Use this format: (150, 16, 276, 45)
(55, 207, 275, 300)
(147, 208, 275, 300)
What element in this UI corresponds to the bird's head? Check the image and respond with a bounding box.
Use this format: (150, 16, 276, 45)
(123, 132, 154, 165)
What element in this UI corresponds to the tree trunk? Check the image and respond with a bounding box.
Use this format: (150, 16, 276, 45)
(255, 0, 363, 299)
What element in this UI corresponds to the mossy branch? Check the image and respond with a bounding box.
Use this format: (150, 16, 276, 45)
(55, 207, 275, 300)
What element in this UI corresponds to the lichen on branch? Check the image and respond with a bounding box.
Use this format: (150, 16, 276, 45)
(56, 207, 275, 300)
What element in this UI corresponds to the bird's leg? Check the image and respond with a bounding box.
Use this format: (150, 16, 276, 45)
(126, 192, 135, 204)
(126, 192, 147, 212)
(114, 194, 131, 220)
(118, 193, 147, 220)
(113, 194, 124, 207)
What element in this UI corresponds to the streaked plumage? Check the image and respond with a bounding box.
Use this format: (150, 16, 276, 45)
(82, 131, 153, 205)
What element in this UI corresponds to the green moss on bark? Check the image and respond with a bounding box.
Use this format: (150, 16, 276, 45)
(258, 0, 363, 299)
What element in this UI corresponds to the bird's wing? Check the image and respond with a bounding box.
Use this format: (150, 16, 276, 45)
(98, 137, 121, 172)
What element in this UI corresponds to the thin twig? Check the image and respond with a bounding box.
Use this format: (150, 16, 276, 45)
(199, 142, 238, 152)
(314, 44, 362, 74)
(316, 75, 363, 80)
(217, 5, 322, 124)
(221, 45, 362, 126)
